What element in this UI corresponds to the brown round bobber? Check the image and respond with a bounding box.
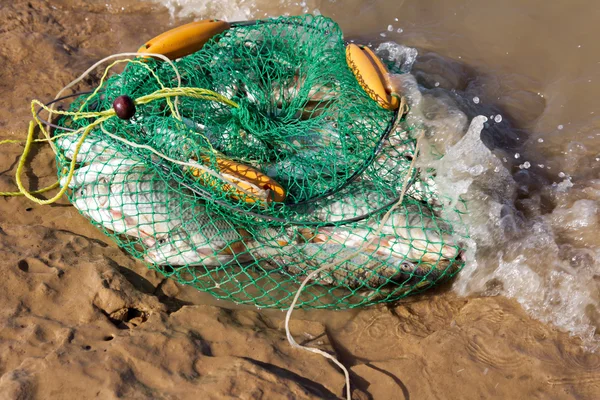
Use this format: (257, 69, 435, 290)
(113, 95, 136, 120)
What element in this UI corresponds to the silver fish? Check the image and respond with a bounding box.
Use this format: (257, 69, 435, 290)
(302, 188, 385, 222)
(69, 162, 253, 265)
(273, 74, 340, 105)
(378, 206, 461, 261)
(61, 154, 143, 237)
(305, 195, 462, 263)
(310, 225, 415, 260)
(61, 157, 143, 189)
(143, 208, 253, 267)
(99, 165, 186, 246)
(67, 162, 179, 245)
(312, 225, 459, 275)
(70, 177, 142, 239)
(144, 229, 235, 267)
(249, 222, 461, 293)
(250, 242, 418, 290)
(55, 131, 123, 164)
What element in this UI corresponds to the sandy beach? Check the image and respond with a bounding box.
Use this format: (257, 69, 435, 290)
(1, 1, 600, 399)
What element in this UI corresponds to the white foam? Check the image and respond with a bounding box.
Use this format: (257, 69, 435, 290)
(550, 199, 597, 230)
(147, 0, 299, 20)
(387, 44, 600, 349)
(375, 42, 418, 73)
(151, 0, 253, 20)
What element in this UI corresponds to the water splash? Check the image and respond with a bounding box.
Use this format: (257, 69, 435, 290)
(376, 42, 418, 74)
(389, 47, 600, 350)
(147, 0, 270, 20)
(145, 0, 308, 21)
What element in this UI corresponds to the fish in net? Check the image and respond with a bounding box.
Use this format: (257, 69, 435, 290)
(39, 14, 468, 309)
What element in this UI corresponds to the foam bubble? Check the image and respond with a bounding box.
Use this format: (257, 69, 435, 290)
(374, 42, 418, 73)
(148, 0, 258, 20)
(385, 44, 600, 349)
(146, 0, 304, 20)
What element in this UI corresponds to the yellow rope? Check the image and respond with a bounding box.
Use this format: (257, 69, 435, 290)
(14, 118, 108, 204)
(32, 87, 238, 121)
(1, 85, 239, 203)
(76, 59, 180, 119)
(41, 52, 182, 156)
(0, 182, 60, 197)
(0, 139, 24, 145)
(136, 87, 239, 108)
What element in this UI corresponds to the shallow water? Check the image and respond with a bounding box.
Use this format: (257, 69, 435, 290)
(140, 0, 600, 348)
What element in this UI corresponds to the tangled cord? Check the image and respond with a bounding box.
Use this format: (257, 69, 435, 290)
(1, 52, 263, 202)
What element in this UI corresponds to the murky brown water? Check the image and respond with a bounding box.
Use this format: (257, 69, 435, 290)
(2, 0, 600, 398)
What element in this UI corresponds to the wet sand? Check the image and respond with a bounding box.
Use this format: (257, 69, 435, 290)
(1, 0, 600, 399)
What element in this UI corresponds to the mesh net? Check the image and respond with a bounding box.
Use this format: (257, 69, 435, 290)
(52, 15, 468, 309)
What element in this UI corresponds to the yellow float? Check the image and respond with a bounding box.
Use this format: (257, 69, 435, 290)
(189, 157, 286, 205)
(138, 19, 231, 60)
(346, 43, 400, 110)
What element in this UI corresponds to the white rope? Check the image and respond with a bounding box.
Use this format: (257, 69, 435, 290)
(284, 131, 423, 400)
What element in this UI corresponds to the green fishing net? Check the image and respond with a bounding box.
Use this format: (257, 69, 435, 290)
(52, 15, 468, 309)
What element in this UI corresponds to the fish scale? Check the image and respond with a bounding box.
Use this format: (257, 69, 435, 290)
(251, 242, 420, 289)
(69, 162, 249, 265)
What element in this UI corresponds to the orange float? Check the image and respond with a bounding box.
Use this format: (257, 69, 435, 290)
(346, 43, 400, 110)
(189, 157, 286, 205)
(138, 19, 231, 60)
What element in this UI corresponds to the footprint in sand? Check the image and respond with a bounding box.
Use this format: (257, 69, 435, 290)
(17, 258, 63, 276)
